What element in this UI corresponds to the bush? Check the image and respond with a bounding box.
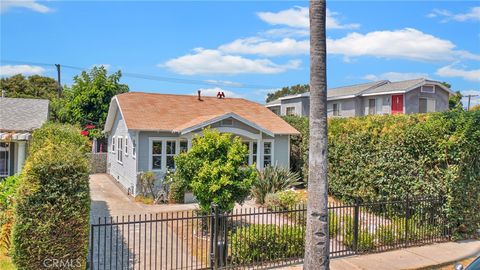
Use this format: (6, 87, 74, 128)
(168, 180, 186, 203)
(28, 122, 89, 154)
(174, 128, 257, 212)
(229, 224, 304, 264)
(12, 132, 90, 269)
(0, 175, 20, 254)
(251, 166, 301, 205)
(287, 111, 480, 237)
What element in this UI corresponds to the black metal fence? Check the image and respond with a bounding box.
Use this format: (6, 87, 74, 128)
(89, 197, 449, 270)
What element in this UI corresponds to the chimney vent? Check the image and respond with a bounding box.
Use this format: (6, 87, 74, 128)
(197, 90, 202, 101)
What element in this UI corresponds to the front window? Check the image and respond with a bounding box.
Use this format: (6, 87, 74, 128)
(117, 137, 123, 163)
(263, 141, 272, 167)
(152, 141, 162, 170)
(252, 142, 258, 164)
(166, 140, 176, 169)
(0, 142, 9, 178)
(179, 140, 188, 153)
(419, 98, 436, 113)
(286, 107, 296, 116)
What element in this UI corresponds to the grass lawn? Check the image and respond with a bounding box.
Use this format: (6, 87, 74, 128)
(0, 254, 16, 270)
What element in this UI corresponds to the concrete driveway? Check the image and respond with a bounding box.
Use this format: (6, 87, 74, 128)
(89, 174, 203, 270)
(90, 173, 198, 219)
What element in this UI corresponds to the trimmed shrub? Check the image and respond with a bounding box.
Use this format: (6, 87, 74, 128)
(168, 180, 186, 203)
(286, 111, 480, 237)
(229, 224, 304, 264)
(28, 122, 89, 155)
(12, 140, 90, 269)
(0, 175, 20, 254)
(251, 166, 301, 205)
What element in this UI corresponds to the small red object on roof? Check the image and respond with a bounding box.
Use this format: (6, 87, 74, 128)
(85, 124, 95, 129)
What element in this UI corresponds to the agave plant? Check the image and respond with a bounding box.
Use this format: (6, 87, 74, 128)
(251, 165, 301, 204)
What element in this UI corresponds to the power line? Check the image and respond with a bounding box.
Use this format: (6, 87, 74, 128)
(0, 59, 279, 90)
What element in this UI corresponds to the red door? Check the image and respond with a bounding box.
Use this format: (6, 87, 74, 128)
(391, 95, 403, 115)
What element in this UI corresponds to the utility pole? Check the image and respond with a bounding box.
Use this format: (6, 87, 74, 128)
(466, 94, 479, 110)
(55, 64, 62, 98)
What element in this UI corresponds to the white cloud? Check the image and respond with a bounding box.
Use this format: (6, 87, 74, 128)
(436, 65, 480, 82)
(327, 28, 480, 62)
(261, 28, 309, 38)
(203, 79, 243, 87)
(0, 0, 52, 13)
(0, 65, 45, 76)
(162, 48, 301, 75)
(428, 7, 480, 22)
(196, 87, 243, 98)
(219, 37, 309, 57)
(363, 72, 429, 82)
(257, 7, 359, 29)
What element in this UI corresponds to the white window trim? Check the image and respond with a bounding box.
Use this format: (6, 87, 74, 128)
(0, 142, 10, 178)
(149, 137, 189, 172)
(263, 139, 274, 167)
(111, 136, 116, 153)
(286, 106, 296, 116)
(132, 136, 137, 159)
(125, 137, 128, 157)
(117, 137, 123, 164)
(421, 85, 436, 94)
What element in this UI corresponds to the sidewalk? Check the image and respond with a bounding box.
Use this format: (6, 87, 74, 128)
(279, 240, 480, 270)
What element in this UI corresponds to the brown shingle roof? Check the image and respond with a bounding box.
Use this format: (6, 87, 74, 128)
(115, 92, 299, 135)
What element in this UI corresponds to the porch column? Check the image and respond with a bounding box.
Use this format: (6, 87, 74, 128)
(256, 133, 262, 170)
(16, 141, 26, 173)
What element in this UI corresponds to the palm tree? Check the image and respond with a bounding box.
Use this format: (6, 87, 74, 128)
(304, 1, 329, 269)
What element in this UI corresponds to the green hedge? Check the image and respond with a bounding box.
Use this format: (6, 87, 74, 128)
(28, 122, 89, 154)
(12, 124, 90, 269)
(0, 175, 20, 254)
(284, 111, 480, 237)
(229, 224, 304, 264)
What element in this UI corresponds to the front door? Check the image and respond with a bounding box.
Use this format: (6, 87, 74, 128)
(391, 95, 403, 114)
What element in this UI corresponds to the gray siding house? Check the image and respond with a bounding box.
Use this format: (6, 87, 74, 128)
(103, 92, 299, 196)
(0, 97, 50, 178)
(266, 78, 453, 117)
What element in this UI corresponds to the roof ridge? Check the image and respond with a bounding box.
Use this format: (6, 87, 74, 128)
(329, 80, 389, 91)
(118, 91, 246, 100)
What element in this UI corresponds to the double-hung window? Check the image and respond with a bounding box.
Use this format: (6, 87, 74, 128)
(263, 141, 273, 167)
(132, 138, 136, 158)
(125, 138, 128, 156)
(179, 140, 188, 153)
(151, 141, 162, 170)
(0, 142, 9, 178)
(117, 137, 123, 163)
(252, 142, 258, 164)
(111, 136, 116, 153)
(166, 140, 176, 169)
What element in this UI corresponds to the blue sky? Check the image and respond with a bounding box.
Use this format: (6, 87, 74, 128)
(1, 1, 479, 106)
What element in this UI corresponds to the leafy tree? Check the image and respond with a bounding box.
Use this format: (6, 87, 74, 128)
(266, 84, 309, 103)
(57, 66, 129, 138)
(441, 81, 451, 89)
(449, 91, 463, 110)
(0, 74, 59, 100)
(174, 128, 257, 212)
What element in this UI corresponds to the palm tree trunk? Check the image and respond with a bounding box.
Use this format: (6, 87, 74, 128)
(304, 0, 329, 269)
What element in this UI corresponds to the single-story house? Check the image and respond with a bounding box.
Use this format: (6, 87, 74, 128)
(266, 78, 453, 117)
(0, 97, 50, 178)
(103, 92, 299, 196)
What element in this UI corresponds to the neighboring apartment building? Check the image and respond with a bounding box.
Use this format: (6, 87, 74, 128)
(266, 78, 453, 117)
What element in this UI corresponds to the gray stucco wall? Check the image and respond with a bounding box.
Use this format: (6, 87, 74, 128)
(280, 97, 309, 117)
(405, 87, 449, 114)
(327, 98, 357, 117)
(107, 110, 138, 194)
